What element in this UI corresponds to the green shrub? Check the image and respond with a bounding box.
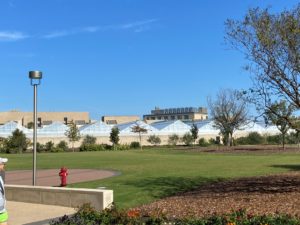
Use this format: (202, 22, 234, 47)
(147, 135, 161, 145)
(181, 133, 193, 146)
(168, 134, 179, 146)
(198, 138, 209, 147)
(79, 144, 105, 151)
(45, 141, 55, 152)
(56, 140, 69, 151)
(115, 144, 130, 151)
(130, 142, 140, 149)
(82, 135, 97, 145)
(266, 134, 281, 145)
(36, 142, 45, 152)
(236, 132, 265, 145)
(50, 147, 64, 153)
(247, 132, 265, 144)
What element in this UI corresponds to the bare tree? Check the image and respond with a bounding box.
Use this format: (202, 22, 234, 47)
(225, 5, 300, 129)
(208, 89, 248, 146)
(131, 125, 147, 150)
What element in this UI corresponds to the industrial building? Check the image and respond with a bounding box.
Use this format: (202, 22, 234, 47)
(0, 111, 90, 127)
(143, 106, 208, 122)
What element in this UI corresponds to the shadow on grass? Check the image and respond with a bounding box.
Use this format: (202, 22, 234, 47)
(124, 176, 223, 198)
(271, 164, 300, 171)
(126, 172, 300, 199)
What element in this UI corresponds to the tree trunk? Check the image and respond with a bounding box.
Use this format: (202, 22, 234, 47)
(72, 142, 74, 152)
(282, 134, 285, 150)
(139, 133, 142, 150)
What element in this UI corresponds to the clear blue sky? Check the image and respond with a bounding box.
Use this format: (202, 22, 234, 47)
(0, 0, 298, 119)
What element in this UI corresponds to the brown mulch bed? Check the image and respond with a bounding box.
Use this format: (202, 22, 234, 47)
(136, 172, 300, 219)
(169, 144, 300, 153)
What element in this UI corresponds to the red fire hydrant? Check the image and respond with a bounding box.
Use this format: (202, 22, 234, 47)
(59, 167, 68, 187)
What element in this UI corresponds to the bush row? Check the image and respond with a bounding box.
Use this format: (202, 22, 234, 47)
(50, 204, 300, 225)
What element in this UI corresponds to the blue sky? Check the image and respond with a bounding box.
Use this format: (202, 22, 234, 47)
(0, 0, 298, 119)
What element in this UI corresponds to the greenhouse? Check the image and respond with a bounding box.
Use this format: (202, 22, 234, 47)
(238, 121, 267, 134)
(79, 121, 112, 136)
(116, 120, 158, 135)
(0, 121, 31, 138)
(151, 120, 191, 134)
(189, 120, 219, 135)
(37, 121, 69, 137)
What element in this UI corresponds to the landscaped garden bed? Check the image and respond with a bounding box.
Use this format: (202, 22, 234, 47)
(51, 172, 300, 224)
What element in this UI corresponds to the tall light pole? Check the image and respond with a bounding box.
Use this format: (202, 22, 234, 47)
(29, 71, 42, 186)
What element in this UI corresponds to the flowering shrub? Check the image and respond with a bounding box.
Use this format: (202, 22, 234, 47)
(50, 205, 300, 225)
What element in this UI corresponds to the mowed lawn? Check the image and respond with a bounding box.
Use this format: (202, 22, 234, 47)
(4, 149, 300, 208)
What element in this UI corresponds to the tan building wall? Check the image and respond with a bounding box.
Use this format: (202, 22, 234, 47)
(102, 116, 140, 125)
(0, 111, 89, 127)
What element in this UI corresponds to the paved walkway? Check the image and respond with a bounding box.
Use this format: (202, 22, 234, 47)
(7, 201, 76, 225)
(4, 169, 119, 224)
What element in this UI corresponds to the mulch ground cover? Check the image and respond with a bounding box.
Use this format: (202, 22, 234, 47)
(136, 172, 300, 219)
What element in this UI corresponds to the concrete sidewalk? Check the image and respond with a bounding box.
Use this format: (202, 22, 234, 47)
(7, 201, 76, 225)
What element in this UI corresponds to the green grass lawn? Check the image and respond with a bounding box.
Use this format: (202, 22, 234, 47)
(4, 148, 300, 208)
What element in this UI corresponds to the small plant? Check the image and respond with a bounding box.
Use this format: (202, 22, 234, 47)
(36, 142, 45, 152)
(79, 144, 105, 151)
(181, 132, 193, 146)
(147, 135, 161, 146)
(82, 135, 97, 145)
(130, 141, 140, 149)
(56, 140, 69, 151)
(115, 144, 130, 151)
(198, 138, 209, 147)
(45, 141, 55, 152)
(168, 134, 179, 146)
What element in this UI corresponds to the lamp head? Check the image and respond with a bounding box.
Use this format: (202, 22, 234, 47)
(29, 71, 42, 85)
(29, 71, 42, 79)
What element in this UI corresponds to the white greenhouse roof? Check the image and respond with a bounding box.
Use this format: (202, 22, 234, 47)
(116, 120, 158, 135)
(188, 120, 219, 134)
(238, 121, 266, 134)
(151, 120, 191, 134)
(80, 121, 112, 136)
(37, 121, 69, 137)
(0, 121, 31, 137)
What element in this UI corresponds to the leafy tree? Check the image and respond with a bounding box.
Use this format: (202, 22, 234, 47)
(147, 135, 161, 146)
(168, 134, 179, 146)
(131, 125, 147, 150)
(190, 124, 198, 146)
(5, 129, 30, 153)
(265, 101, 294, 149)
(110, 127, 120, 150)
(208, 89, 248, 146)
(181, 133, 193, 146)
(82, 135, 97, 145)
(225, 5, 300, 130)
(65, 121, 81, 152)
